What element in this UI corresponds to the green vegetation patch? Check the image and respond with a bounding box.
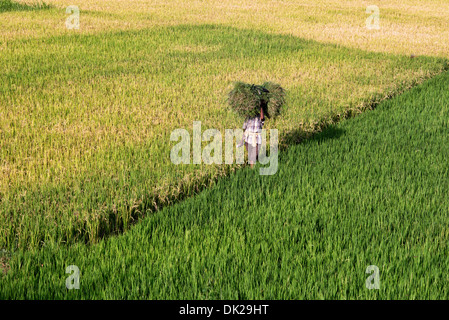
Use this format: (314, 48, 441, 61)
(0, 0, 51, 13)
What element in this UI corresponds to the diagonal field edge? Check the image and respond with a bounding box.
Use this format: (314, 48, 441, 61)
(1, 24, 448, 251)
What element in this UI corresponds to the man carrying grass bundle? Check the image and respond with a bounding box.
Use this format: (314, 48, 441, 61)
(228, 81, 285, 168)
(242, 105, 265, 168)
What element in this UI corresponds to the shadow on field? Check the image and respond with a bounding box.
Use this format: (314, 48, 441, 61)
(308, 125, 345, 143)
(0, 0, 52, 13)
(281, 124, 346, 150)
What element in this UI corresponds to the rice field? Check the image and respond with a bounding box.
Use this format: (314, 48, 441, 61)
(1, 0, 448, 252)
(1, 69, 448, 299)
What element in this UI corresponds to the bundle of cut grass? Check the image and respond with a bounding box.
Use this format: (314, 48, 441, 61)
(262, 82, 286, 119)
(227, 81, 285, 119)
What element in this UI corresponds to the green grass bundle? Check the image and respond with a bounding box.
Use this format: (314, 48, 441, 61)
(227, 81, 285, 119)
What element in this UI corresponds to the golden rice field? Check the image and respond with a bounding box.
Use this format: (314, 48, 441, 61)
(2, 0, 449, 57)
(1, 0, 448, 251)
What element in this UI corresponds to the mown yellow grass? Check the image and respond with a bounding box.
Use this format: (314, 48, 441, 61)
(2, 0, 449, 57)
